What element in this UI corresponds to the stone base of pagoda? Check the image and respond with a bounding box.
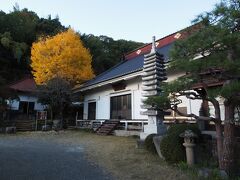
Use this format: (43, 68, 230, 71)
(140, 115, 166, 140)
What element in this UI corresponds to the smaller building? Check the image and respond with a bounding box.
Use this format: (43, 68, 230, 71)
(8, 76, 45, 119)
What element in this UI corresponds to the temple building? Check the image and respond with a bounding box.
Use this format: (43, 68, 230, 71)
(73, 25, 208, 131)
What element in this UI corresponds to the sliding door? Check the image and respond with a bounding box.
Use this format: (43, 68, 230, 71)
(110, 94, 131, 120)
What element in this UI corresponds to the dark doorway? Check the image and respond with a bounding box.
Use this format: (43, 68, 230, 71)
(19, 101, 35, 115)
(88, 102, 96, 120)
(78, 105, 84, 120)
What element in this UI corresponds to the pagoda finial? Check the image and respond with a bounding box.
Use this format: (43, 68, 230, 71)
(150, 36, 156, 53)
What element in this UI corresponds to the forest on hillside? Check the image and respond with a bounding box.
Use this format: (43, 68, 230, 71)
(0, 6, 144, 85)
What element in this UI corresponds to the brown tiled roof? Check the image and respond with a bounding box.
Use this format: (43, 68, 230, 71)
(9, 77, 37, 92)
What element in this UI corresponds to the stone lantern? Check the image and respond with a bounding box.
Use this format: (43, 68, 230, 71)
(179, 129, 198, 166)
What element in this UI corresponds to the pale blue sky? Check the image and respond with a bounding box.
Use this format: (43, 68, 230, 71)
(1, 0, 220, 43)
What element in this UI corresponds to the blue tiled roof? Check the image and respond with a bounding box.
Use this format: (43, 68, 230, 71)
(82, 43, 173, 88)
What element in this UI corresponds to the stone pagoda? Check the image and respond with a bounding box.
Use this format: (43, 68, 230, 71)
(140, 36, 167, 140)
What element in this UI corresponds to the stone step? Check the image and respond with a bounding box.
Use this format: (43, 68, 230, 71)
(15, 120, 35, 131)
(96, 120, 120, 135)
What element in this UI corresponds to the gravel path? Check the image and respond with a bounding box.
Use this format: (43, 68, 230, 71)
(0, 134, 111, 180)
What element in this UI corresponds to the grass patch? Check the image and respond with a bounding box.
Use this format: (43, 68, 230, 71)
(7, 130, 193, 180)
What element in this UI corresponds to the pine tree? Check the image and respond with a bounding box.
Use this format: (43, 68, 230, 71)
(146, 0, 240, 175)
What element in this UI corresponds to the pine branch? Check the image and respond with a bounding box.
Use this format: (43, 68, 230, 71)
(171, 105, 215, 122)
(179, 91, 201, 99)
(171, 91, 221, 122)
(207, 97, 221, 121)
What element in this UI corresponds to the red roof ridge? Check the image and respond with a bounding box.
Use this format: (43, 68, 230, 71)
(125, 23, 202, 60)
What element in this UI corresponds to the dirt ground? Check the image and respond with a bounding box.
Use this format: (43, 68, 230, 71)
(4, 130, 192, 180)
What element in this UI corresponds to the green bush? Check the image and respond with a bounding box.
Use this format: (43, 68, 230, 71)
(160, 124, 201, 163)
(144, 133, 157, 154)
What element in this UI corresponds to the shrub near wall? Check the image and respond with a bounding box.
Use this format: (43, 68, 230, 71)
(160, 124, 201, 163)
(144, 134, 157, 154)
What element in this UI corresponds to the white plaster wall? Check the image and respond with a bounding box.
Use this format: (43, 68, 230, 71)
(82, 74, 204, 121)
(209, 97, 225, 120)
(83, 77, 148, 120)
(83, 86, 111, 120)
(97, 95, 110, 119)
(177, 93, 202, 115)
(82, 71, 226, 121)
(10, 100, 19, 110)
(166, 71, 185, 83)
(9, 94, 45, 111)
(83, 101, 88, 119)
(188, 98, 202, 115)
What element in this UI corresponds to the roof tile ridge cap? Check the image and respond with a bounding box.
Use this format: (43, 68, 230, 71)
(126, 43, 172, 62)
(125, 33, 177, 57)
(124, 23, 200, 57)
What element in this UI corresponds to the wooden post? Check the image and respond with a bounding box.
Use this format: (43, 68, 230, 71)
(75, 112, 78, 127)
(125, 121, 128, 130)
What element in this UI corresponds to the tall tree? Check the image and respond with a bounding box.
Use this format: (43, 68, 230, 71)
(0, 8, 65, 84)
(31, 29, 94, 85)
(0, 7, 143, 84)
(146, 0, 240, 175)
(81, 34, 144, 75)
(36, 15, 66, 37)
(0, 8, 39, 44)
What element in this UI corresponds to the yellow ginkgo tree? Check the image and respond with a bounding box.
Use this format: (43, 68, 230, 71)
(31, 28, 94, 85)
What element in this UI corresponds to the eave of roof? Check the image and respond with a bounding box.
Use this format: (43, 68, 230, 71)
(74, 43, 173, 92)
(73, 70, 143, 93)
